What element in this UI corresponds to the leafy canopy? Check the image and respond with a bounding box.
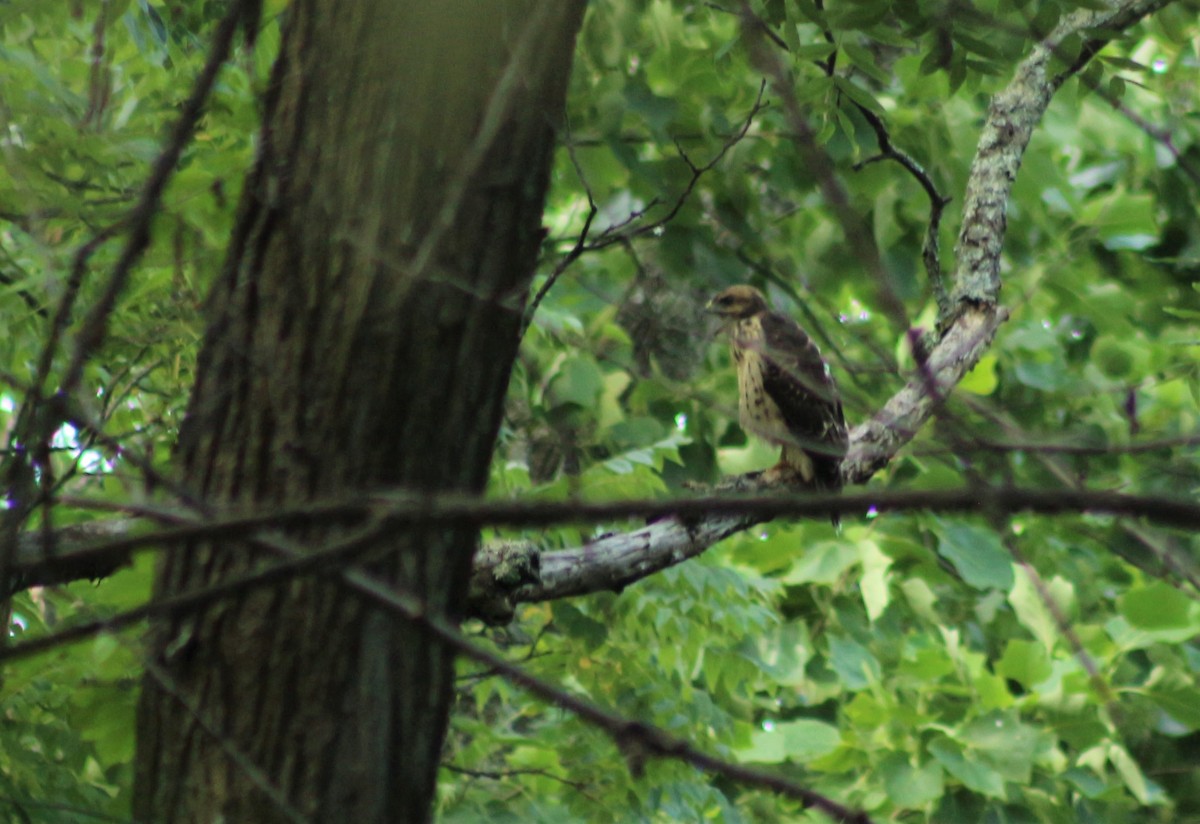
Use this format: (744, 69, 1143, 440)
(1, 0, 1199, 822)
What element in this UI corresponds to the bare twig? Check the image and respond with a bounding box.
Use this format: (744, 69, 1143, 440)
(519, 82, 768, 339)
(737, 2, 910, 333)
(1, 508, 873, 824)
(519, 119, 599, 340)
(801, 0, 954, 311)
(0, 0, 249, 608)
(1074, 66, 1200, 186)
(585, 81, 769, 252)
(812, 0, 838, 75)
(0, 517, 394, 663)
(0, 369, 201, 510)
(914, 431, 1200, 458)
(12, 480, 1200, 609)
(1005, 537, 1119, 712)
(59, 0, 251, 400)
(440, 763, 596, 798)
(853, 108, 953, 316)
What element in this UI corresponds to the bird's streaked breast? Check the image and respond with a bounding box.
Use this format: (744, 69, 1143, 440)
(731, 317, 789, 444)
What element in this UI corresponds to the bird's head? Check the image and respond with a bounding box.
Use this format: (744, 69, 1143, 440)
(705, 285, 769, 320)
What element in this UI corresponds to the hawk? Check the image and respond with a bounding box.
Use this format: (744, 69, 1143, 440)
(707, 285, 848, 508)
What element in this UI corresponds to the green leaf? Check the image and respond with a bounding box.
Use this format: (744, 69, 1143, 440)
(1106, 614, 1198, 649)
(1078, 189, 1158, 250)
(936, 521, 1014, 590)
(832, 76, 885, 116)
(828, 635, 881, 689)
(578, 461, 667, 500)
(546, 356, 605, 408)
(792, 42, 837, 61)
(880, 753, 944, 808)
(1013, 360, 1073, 391)
(843, 42, 890, 85)
(1107, 75, 1126, 101)
(1064, 766, 1110, 799)
(1162, 307, 1200, 320)
(1146, 687, 1200, 730)
(898, 645, 955, 682)
(996, 639, 1052, 690)
(928, 737, 1006, 798)
(958, 354, 998, 395)
(1120, 581, 1199, 631)
(1091, 336, 1138, 378)
(1009, 570, 1076, 651)
(858, 540, 892, 622)
(781, 542, 858, 585)
(740, 719, 841, 764)
(597, 370, 631, 429)
(1108, 743, 1156, 804)
(961, 711, 1044, 784)
(843, 692, 888, 727)
(73, 683, 138, 767)
(607, 416, 667, 449)
(900, 578, 940, 624)
(551, 602, 608, 649)
(781, 720, 843, 762)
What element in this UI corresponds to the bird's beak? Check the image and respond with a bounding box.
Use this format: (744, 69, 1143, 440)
(705, 299, 730, 337)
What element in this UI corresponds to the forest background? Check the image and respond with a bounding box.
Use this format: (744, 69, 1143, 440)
(1, 0, 1200, 822)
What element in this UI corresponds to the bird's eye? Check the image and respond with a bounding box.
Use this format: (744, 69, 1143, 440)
(718, 295, 734, 305)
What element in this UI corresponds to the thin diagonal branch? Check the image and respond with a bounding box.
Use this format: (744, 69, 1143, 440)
(519, 118, 599, 340)
(737, 1, 910, 333)
(585, 81, 769, 251)
(59, 0, 251, 400)
(1, 506, 874, 824)
(852, 109, 953, 317)
(11, 482, 1200, 610)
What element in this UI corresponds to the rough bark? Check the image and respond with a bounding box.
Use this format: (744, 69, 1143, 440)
(951, 0, 1172, 305)
(132, 3, 585, 822)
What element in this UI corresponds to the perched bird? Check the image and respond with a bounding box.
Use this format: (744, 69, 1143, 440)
(706, 285, 848, 516)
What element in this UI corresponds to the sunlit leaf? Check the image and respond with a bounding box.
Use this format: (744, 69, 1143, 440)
(740, 719, 841, 764)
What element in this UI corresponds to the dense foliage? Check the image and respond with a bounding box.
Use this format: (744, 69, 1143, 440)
(2, 1, 1199, 822)
(1, 1, 275, 818)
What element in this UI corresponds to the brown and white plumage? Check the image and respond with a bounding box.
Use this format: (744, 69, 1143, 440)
(707, 285, 847, 503)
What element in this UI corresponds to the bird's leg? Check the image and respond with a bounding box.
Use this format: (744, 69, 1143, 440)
(762, 446, 816, 485)
(761, 454, 801, 485)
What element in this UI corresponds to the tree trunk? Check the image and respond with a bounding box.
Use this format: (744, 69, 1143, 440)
(133, 3, 586, 822)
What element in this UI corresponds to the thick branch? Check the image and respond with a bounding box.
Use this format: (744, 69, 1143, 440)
(9, 518, 139, 593)
(842, 304, 1006, 481)
(8, 0, 1173, 626)
(486, 0, 1171, 614)
(14, 482, 1200, 622)
(951, 0, 1170, 307)
(2, 510, 874, 824)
